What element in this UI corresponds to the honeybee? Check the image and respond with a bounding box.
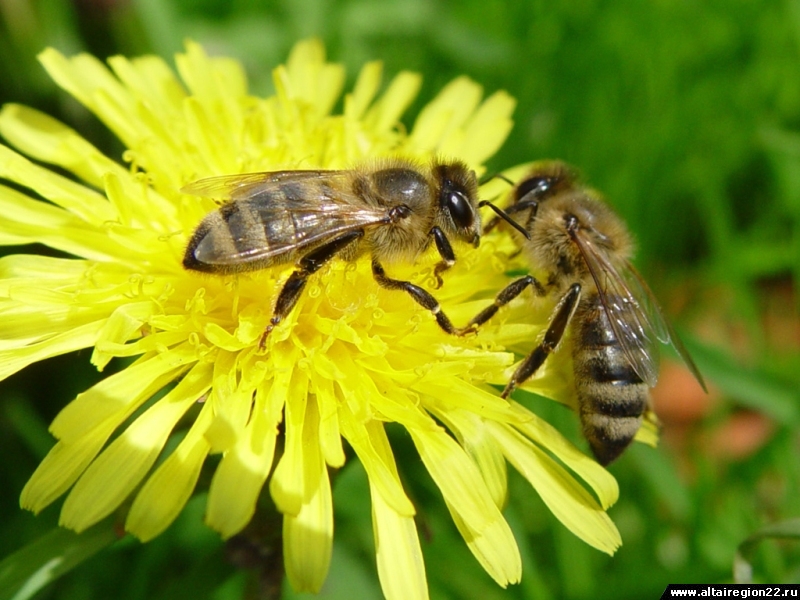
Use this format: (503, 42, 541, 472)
(183, 158, 523, 346)
(467, 161, 706, 464)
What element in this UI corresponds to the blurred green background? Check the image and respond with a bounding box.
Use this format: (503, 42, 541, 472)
(1, 0, 799, 598)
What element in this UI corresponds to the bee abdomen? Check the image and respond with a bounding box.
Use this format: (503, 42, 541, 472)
(572, 298, 649, 465)
(184, 196, 311, 273)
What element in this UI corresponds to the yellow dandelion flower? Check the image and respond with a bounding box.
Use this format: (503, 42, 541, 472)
(0, 40, 621, 598)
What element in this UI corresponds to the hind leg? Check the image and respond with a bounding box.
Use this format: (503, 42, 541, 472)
(463, 274, 546, 332)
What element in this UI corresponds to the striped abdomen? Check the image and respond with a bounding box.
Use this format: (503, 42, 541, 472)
(183, 182, 360, 274)
(571, 292, 649, 465)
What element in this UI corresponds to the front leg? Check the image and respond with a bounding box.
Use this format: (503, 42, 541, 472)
(430, 226, 455, 289)
(501, 283, 581, 398)
(259, 230, 364, 348)
(372, 259, 474, 336)
(465, 274, 546, 330)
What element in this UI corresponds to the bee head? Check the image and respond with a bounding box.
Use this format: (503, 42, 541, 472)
(514, 161, 578, 206)
(433, 161, 481, 247)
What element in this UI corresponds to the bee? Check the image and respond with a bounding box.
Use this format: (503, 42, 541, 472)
(466, 161, 706, 464)
(183, 157, 524, 346)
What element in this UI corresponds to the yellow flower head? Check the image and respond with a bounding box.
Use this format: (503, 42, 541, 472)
(0, 40, 621, 598)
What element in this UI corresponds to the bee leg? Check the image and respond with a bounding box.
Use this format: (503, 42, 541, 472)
(501, 283, 581, 398)
(430, 226, 455, 289)
(259, 230, 364, 348)
(466, 275, 546, 330)
(372, 259, 473, 336)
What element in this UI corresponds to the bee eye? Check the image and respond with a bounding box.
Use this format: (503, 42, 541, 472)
(516, 176, 551, 201)
(446, 190, 475, 228)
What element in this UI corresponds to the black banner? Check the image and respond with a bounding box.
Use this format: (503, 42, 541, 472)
(661, 584, 799, 599)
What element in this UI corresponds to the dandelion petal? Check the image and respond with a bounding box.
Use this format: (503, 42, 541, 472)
(206, 385, 280, 538)
(61, 362, 212, 531)
(21, 433, 109, 515)
(447, 501, 521, 587)
(371, 485, 429, 600)
(126, 400, 214, 542)
(282, 396, 333, 594)
(487, 421, 622, 555)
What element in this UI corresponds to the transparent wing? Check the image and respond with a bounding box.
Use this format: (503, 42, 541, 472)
(571, 230, 664, 388)
(196, 202, 395, 266)
(624, 264, 708, 391)
(181, 170, 347, 201)
(572, 230, 706, 390)
(184, 170, 395, 266)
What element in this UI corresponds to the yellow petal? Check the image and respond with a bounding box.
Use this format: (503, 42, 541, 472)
(0, 104, 122, 190)
(37, 49, 139, 145)
(21, 433, 109, 515)
(0, 183, 120, 263)
(346, 60, 382, 121)
(91, 301, 157, 370)
(634, 410, 660, 447)
(509, 401, 619, 509)
(269, 367, 308, 516)
(60, 362, 212, 531)
(284, 38, 345, 119)
(311, 373, 345, 468)
(107, 54, 186, 121)
(0, 253, 89, 284)
(364, 71, 422, 134)
(447, 501, 521, 587)
(205, 383, 280, 538)
(339, 409, 415, 517)
(429, 406, 508, 509)
(182, 97, 238, 176)
(407, 76, 482, 153)
(0, 319, 105, 381)
(93, 331, 191, 360)
(414, 376, 517, 423)
(409, 425, 499, 533)
(455, 90, 516, 166)
(50, 344, 198, 442)
(371, 483, 428, 600)
(487, 421, 622, 555)
(203, 350, 250, 453)
(126, 399, 214, 541)
(282, 395, 333, 594)
(102, 170, 179, 231)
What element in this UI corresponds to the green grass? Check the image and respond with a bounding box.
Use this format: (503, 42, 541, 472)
(1, 0, 799, 598)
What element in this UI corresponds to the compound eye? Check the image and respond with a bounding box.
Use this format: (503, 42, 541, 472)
(446, 190, 475, 228)
(516, 176, 551, 201)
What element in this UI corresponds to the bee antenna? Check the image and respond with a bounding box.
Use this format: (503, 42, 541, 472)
(478, 201, 531, 240)
(480, 172, 515, 186)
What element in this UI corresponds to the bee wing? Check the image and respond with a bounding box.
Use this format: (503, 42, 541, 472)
(572, 231, 706, 390)
(184, 169, 387, 265)
(195, 203, 395, 266)
(624, 264, 708, 392)
(181, 170, 345, 201)
(571, 231, 663, 388)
